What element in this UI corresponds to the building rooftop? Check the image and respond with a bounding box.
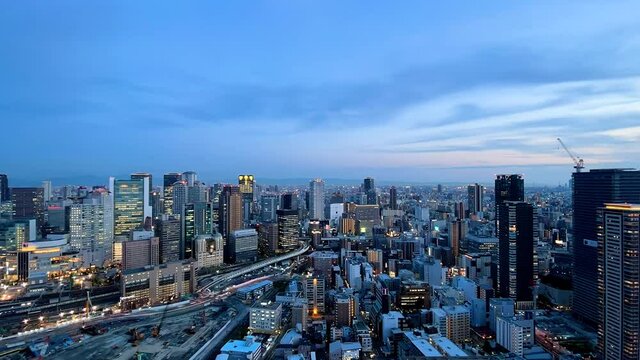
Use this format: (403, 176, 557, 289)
(404, 332, 441, 357)
(237, 279, 273, 293)
(431, 336, 467, 357)
(220, 336, 261, 354)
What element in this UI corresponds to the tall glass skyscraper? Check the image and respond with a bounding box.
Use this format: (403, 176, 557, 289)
(113, 178, 151, 236)
(162, 172, 182, 215)
(572, 168, 640, 325)
(597, 203, 640, 359)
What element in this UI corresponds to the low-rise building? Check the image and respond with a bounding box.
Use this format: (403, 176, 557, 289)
(219, 336, 262, 360)
(120, 261, 196, 309)
(249, 302, 283, 334)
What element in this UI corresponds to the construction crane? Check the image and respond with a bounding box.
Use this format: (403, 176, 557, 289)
(151, 304, 169, 337)
(557, 137, 584, 173)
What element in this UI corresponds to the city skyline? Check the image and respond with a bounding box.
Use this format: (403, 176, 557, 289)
(2, 2, 640, 185)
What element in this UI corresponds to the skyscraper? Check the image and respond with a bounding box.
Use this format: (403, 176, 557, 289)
(309, 179, 324, 220)
(181, 171, 197, 186)
(182, 203, 196, 259)
(281, 193, 298, 211)
(163, 172, 182, 215)
(69, 189, 113, 265)
(155, 215, 181, 264)
(277, 209, 298, 252)
(131, 172, 153, 206)
(260, 194, 279, 223)
(42, 180, 52, 202)
(0, 174, 9, 202)
(597, 203, 640, 360)
(389, 186, 397, 210)
(113, 178, 151, 237)
(172, 181, 188, 215)
(239, 175, 255, 227)
(219, 185, 243, 240)
(497, 201, 536, 308)
(10, 187, 45, 234)
(193, 202, 213, 236)
(494, 175, 524, 258)
(573, 169, 640, 325)
(467, 183, 484, 215)
(363, 177, 376, 205)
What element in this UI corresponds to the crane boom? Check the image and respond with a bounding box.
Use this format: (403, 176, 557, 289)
(557, 138, 584, 172)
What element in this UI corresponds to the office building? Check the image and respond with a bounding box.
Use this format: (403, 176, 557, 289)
(120, 261, 195, 309)
(597, 203, 640, 359)
(68, 189, 114, 265)
(172, 181, 188, 215)
(0, 174, 8, 202)
(238, 175, 255, 226)
(497, 201, 536, 307)
(448, 218, 467, 261)
(41, 180, 52, 202)
(181, 171, 197, 186)
(291, 302, 308, 329)
(219, 185, 243, 240)
(258, 222, 278, 257)
(304, 274, 326, 315)
(389, 186, 397, 210)
(194, 233, 224, 269)
(121, 230, 160, 270)
(335, 294, 356, 327)
(249, 302, 282, 334)
(193, 202, 213, 236)
(162, 172, 182, 215)
(431, 306, 470, 344)
(461, 253, 492, 284)
(309, 179, 325, 220)
(220, 336, 262, 360)
(396, 281, 431, 313)
(280, 192, 297, 211)
(155, 215, 181, 264)
(277, 209, 298, 252)
(113, 178, 151, 236)
(467, 183, 484, 215)
(496, 316, 534, 357)
(131, 173, 153, 207)
(260, 194, 279, 222)
(573, 169, 640, 325)
(10, 187, 45, 234)
(495, 174, 524, 242)
(181, 203, 196, 259)
(489, 298, 515, 331)
(363, 177, 376, 205)
(225, 229, 258, 264)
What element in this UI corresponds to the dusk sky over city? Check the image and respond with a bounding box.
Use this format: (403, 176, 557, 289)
(2, 1, 640, 185)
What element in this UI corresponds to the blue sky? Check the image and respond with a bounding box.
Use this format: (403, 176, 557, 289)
(2, 1, 640, 186)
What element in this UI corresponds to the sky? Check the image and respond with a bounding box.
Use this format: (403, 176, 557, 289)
(2, 1, 640, 186)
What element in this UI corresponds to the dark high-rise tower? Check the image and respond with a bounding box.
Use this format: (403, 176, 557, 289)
(597, 203, 640, 360)
(363, 177, 376, 205)
(163, 173, 182, 215)
(497, 201, 536, 307)
(467, 183, 484, 215)
(277, 209, 299, 252)
(389, 186, 397, 210)
(572, 169, 640, 325)
(11, 187, 45, 234)
(155, 215, 181, 263)
(495, 174, 524, 242)
(281, 193, 298, 211)
(219, 185, 243, 240)
(0, 174, 9, 202)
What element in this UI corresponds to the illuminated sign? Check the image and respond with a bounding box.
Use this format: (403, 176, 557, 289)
(238, 175, 254, 194)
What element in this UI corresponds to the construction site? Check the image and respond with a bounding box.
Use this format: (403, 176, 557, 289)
(35, 304, 236, 360)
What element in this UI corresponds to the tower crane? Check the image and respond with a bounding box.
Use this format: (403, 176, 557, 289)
(557, 138, 584, 173)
